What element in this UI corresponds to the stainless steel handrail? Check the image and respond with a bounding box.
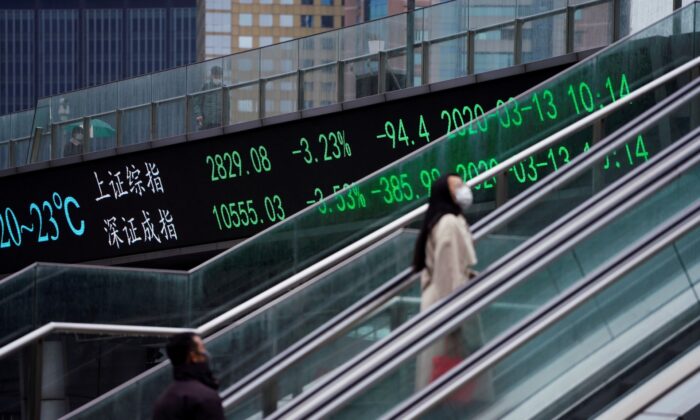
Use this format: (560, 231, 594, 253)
(218, 71, 700, 413)
(272, 126, 700, 418)
(396, 202, 700, 420)
(0, 322, 193, 359)
(594, 342, 700, 420)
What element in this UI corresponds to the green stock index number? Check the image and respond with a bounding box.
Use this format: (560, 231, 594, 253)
(212, 195, 286, 231)
(205, 145, 272, 182)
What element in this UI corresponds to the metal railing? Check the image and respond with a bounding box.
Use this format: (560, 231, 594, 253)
(0, 0, 649, 171)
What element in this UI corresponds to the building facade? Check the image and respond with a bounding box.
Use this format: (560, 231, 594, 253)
(0, 0, 196, 116)
(198, 0, 345, 60)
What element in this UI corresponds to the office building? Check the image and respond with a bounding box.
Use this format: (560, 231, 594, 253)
(0, 0, 197, 116)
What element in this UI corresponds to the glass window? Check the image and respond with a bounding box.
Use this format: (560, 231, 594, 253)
(205, 35, 231, 55)
(238, 99, 254, 112)
(239, 0, 252, 3)
(321, 0, 333, 4)
(321, 15, 333, 28)
(261, 0, 273, 3)
(239, 13, 252, 26)
(259, 36, 274, 47)
(261, 59, 274, 72)
(302, 0, 313, 4)
(206, 0, 230, 9)
(206, 13, 231, 32)
(259, 14, 273, 27)
(280, 14, 293, 27)
(238, 36, 253, 49)
(301, 15, 313, 27)
(280, 36, 293, 42)
(280, 0, 294, 3)
(321, 37, 335, 50)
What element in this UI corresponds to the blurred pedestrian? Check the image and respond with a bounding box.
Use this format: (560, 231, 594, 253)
(193, 65, 229, 130)
(63, 126, 84, 157)
(153, 332, 224, 420)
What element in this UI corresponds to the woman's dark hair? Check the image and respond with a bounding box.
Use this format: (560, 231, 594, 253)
(412, 173, 462, 270)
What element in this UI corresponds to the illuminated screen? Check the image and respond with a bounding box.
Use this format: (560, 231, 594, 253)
(0, 64, 595, 273)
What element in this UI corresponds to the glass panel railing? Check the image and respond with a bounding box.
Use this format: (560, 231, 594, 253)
(3, 0, 645, 169)
(220, 69, 700, 419)
(326, 138, 700, 420)
(423, 223, 700, 420)
(68, 230, 417, 419)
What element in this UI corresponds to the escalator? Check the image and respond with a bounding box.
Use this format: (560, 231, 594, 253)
(2, 4, 699, 419)
(63, 5, 690, 418)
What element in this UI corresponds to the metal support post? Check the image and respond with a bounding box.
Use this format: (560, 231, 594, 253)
(592, 118, 605, 193)
(421, 41, 430, 85)
(50, 125, 58, 160)
(495, 172, 509, 207)
(261, 380, 279, 417)
(612, 0, 621, 41)
(116, 110, 123, 147)
(184, 95, 191, 133)
(82, 116, 91, 155)
(566, 6, 575, 54)
(297, 69, 305, 111)
(467, 31, 475, 75)
(150, 102, 157, 140)
(514, 19, 523, 66)
(378, 51, 387, 94)
(406, 0, 415, 88)
(29, 127, 43, 163)
(259, 80, 266, 119)
(337, 60, 345, 103)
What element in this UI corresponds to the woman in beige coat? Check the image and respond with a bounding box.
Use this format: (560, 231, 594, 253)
(413, 173, 481, 392)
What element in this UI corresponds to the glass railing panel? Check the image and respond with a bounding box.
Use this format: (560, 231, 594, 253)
(31, 98, 50, 140)
(55, 90, 88, 124)
(152, 66, 186, 102)
(156, 99, 186, 139)
(226, 279, 422, 420)
(0, 333, 167, 419)
(35, 132, 51, 162)
(343, 56, 380, 100)
(87, 112, 118, 152)
(263, 76, 298, 118)
(0, 267, 36, 346)
(339, 13, 406, 61)
(517, 0, 566, 17)
(260, 40, 297, 79)
(573, 1, 614, 52)
(0, 142, 8, 169)
(469, 0, 516, 30)
(423, 0, 468, 42)
(474, 25, 515, 74)
(676, 230, 700, 289)
(121, 106, 151, 146)
(86, 83, 118, 116)
(330, 155, 700, 420)
(299, 31, 339, 72)
(302, 65, 338, 110)
(385, 50, 409, 92)
(228, 84, 260, 124)
(118, 74, 151, 109)
(225, 48, 260, 86)
(11, 110, 34, 140)
(521, 12, 567, 64)
(426, 227, 700, 420)
(619, 0, 677, 38)
(11, 138, 29, 167)
(0, 115, 11, 141)
(33, 265, 188, 329)
(72, 231, 417, 419)
(427, 35, 469, 84)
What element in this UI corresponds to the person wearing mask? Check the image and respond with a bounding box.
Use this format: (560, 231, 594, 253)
(193, 65, 230, 130)
(63, 126, 84, 157)
(153, 333, 224, 420)
(413, 174, 480, 391)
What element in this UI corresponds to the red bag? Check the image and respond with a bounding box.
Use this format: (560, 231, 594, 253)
(431, 355, 477, 404)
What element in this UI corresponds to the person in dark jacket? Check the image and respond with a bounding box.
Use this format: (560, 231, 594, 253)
(153, 332, 224, 420)
(193, 65, 230, 130)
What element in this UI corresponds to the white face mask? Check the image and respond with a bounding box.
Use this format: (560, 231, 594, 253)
(212, 78, 222, 86)
(455, 185, 473, 210)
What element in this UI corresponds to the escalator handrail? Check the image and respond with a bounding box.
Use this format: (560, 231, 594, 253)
(390, 200, 700, 420)
(217, 71, 700, 410)
(594, 343, 700, 420)
(272, 125, 700, 418)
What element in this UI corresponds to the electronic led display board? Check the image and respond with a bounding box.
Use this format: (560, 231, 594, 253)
(1, 63, 645, 274)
